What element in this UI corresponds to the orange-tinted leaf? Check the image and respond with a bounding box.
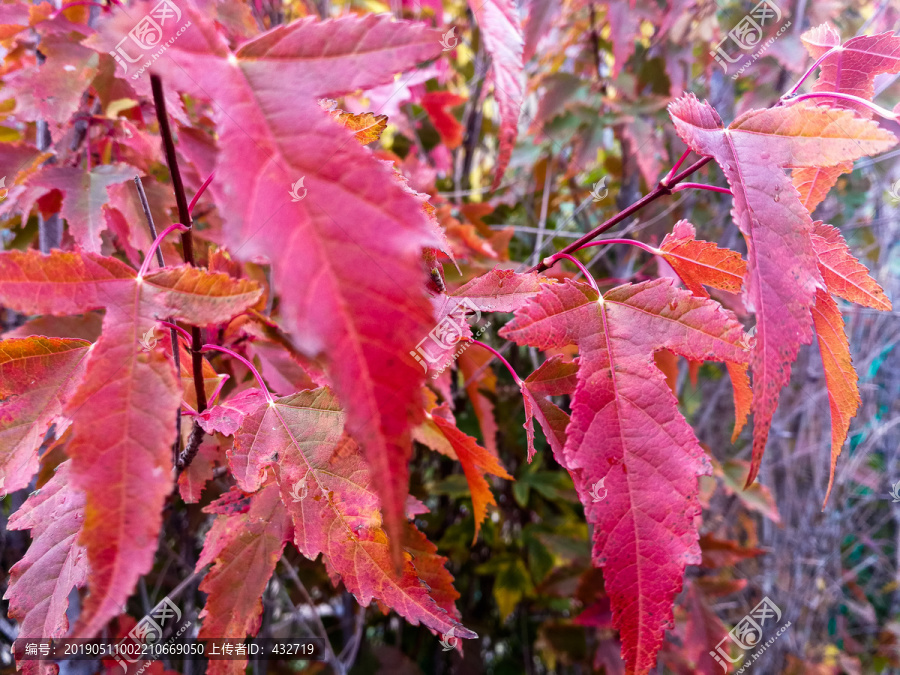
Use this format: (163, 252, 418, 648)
(457, 348, 500, 456)
(229, 388, 475, 639)
(430, 414, 511, 542)
(0, 337, 90, 495)
(699, 533, 765, 568)
(197, 483, 291, 675)
(657, 220, 746, 297)
(812, 289, 859, 506)
(669, 94, 894, 487)
(727, 362, 753, 443)
(324, 103, 389, 145)
(422, 91, 466, 149)
(793, 25, 900, 211)
(0, 250, 262, 638)
(811, 222, 892, 311)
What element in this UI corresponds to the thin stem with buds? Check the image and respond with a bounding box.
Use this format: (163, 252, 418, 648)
(136, 176, 185, 466)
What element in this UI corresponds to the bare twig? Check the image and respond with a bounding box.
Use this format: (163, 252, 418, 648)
(281, 561, 346, 674)
(135, 175, 183, 465)
(151, 74, 209, 473)
(528, 155, 714, 272)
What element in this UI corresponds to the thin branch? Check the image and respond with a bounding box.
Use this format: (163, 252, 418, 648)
(151, 74, 209, 475)
(529, 156, 714, 272)
(201, 344, 274, 403)
(150, 74, 208, 416)
(135, 176, 184, 466)
(579, 238, 658, 256)
(281, 561, 345, 675)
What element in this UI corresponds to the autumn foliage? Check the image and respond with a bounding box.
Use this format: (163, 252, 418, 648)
(0, 0, 898, 673)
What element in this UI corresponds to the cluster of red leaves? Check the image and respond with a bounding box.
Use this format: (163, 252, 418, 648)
(0, 0, 895, 672)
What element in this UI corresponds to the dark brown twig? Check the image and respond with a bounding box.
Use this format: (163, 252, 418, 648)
(134, 175, 184, 466)
(150, 74, 208, 473)
(528, 156, 714, 272)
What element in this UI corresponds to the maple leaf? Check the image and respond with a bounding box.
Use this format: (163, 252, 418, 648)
(0, 337, 90, 496)
(4, 461, 88, 673)
(500, 278, 749, 673)
(30, 165, 137, 253)
(420, 410, 512, 542)
(177, 440, 221, 503)
(520, 354, 575, 462)
(809, 222, 891, 503)
(657, 220, 745, 297)
(422, 91, 467, 150)
(467, 0, 524, 188)
(89, 4, 448, 562)
(320, 100, 389, 146)
(451, 267, 548, 312)
(0, 35, 98, 126)
(0, 249, 262, 638)
(197, 388, 269, 436)
(657, 220, 752, 441)
(227, 387, 475, 639)
(669, 94, 895, 485)
(792, 25, 900, 211)
(196, 483, 291, 675)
